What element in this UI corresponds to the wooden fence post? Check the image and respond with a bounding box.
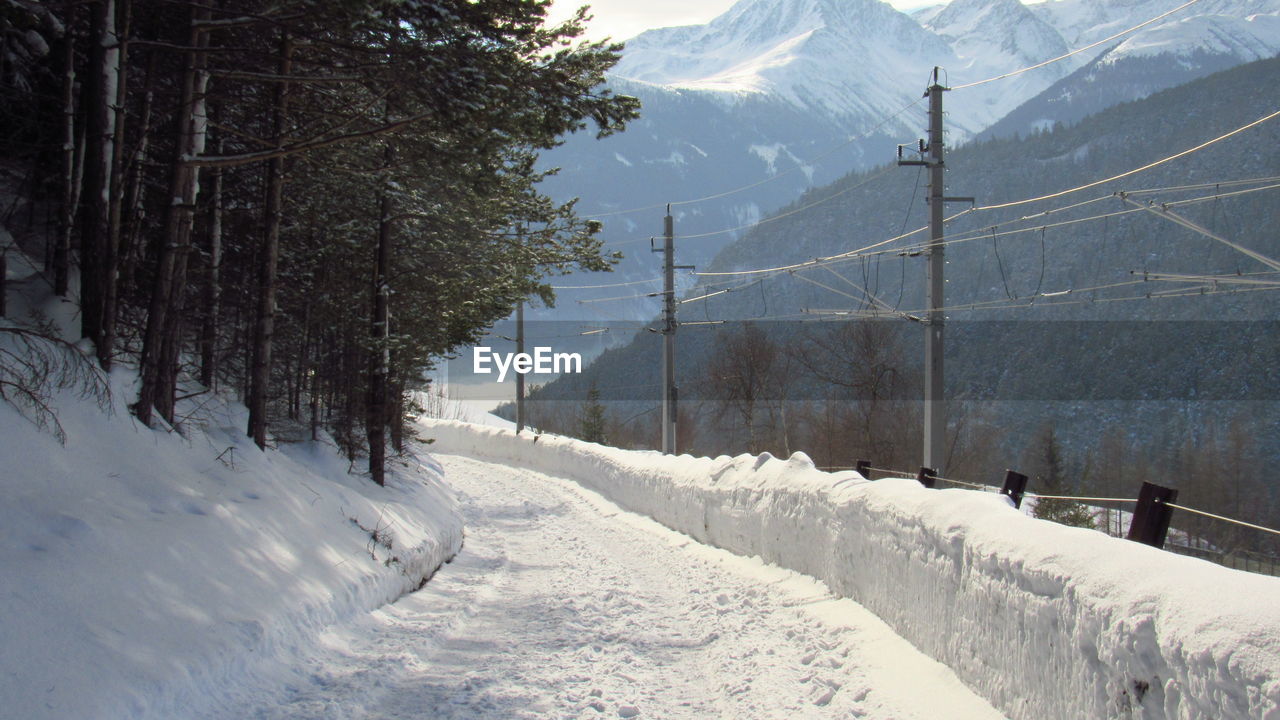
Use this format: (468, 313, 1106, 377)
(1127, 481, 1178, 548)
(1000, 470, 1028, 509)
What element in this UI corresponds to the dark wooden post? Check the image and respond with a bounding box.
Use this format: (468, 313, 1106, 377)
(1000, 470, 1029, 509)
(917, 466, 937, 489)
(1127, 481, 1178, 548)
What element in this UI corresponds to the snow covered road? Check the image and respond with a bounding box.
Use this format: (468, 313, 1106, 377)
(209, 453, 1004, 719)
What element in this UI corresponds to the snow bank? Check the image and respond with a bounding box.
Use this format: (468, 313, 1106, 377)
(422, 419, 1280, 720)
(1, 368, 463, 720)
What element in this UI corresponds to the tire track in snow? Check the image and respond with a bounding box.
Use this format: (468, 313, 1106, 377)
(207, 453, 1005, 719)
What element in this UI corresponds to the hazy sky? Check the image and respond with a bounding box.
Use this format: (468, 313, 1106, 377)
(548, 0, 941, 43)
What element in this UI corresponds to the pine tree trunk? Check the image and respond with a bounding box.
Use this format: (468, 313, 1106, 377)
(134, 4, 208, 426)
(389, 378, 404, 454)
(55, 24, 77, 297)
(366, 165, 393, 485)
(119, 51, 155, 293)
(246, 31, 293, 449)
(341, 335, 358, 463)
(155, 245, 192, 422)
(309, 335, 320, 442)
(291, 302, 312, 421)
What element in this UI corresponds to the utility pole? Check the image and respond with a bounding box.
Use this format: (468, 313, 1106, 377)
(516, 299, 526, 433)
(898, 67, 970, 475)
(660, 207, 677, 454)
(651, 207, 695, 453)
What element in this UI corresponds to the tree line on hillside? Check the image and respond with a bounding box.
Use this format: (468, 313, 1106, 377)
(503, 319, 1277, 561)
(0, 0, 638, 482)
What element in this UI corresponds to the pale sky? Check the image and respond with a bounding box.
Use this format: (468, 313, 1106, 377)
(548, 0, 941, 43)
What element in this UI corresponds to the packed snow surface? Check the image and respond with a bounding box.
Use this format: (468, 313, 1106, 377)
(208, 452, 1004, 719)
(424, 420, 1280, 720)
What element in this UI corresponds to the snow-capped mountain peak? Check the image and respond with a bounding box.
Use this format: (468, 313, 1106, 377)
(927, 0, 1070, 68)
(612, 0, 954, 121)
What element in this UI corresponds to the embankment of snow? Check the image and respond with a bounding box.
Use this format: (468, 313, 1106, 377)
(0, 367, 463, 720)
(423, 419, 1280, 720)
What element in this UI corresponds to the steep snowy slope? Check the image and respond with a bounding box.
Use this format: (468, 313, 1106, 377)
(1028, 0, 1280, 47)
(614, 0, 952, 125)
(983, 5, 1280, 138)
(924, 0, 1077, 130)
(1100, 10, 1280, 61)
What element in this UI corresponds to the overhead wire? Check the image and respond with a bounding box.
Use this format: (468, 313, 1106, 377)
(970, 108, 1280, 212)
(550, 277, 662, 290)
(694, 175, 1280, 291)
(620, 93, 1279, 288)
(1139, 270, 1280, 287)
(581, 96, 926, 220)
(931, 281, 1280, 315)
(618, 164, 900, 245)
(803, 278, 1280, 321)
(950, 0, 1205, 90)
(848, 179, 1280, 264)
(678, 278, 763, 305)
(576, 291, 659, 304)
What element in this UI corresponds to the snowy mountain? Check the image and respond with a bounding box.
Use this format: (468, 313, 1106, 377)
(982, 5, 1280, 138)
(1102, 11, 1280, 61)
(923, 0, 1076, 128)
(608, 0, 1081, 137)
(1028, 0, 1280, 47)
(539, 0, 1280, 322)
(613, 0, 952, 125)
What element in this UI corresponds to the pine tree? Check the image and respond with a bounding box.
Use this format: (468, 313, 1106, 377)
(11, 0, 638, 480)
(1030, 424, 1095, 529)
(578, 383, 607, 445)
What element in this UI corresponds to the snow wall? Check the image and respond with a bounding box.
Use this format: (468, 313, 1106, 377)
(423, 419, 1280, 720)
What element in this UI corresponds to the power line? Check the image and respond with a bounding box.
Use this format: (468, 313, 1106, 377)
(576, 291, 660, 304)
(677, 278, 762, 305)
(692, 217, 936, 278)
(898, 180, 1280, 260)
(928, 179, 1280, 254)
(693, 175, 1279, 289)
(617, 164, 900, 246)
(943, 281, 1280, 315)
(693, 114, 1280, 280)
(971, 108, 1280, 212)
(1119, 175, 1280, 196)
(802, 270, 1280, 320)
(950, 0, 1205, 90)
(1139, 270, 1280, 287)
(550, 277, 662, 290)
(581, 96, 925, 220)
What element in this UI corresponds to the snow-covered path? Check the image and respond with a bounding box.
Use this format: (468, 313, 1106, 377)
(209, 453, 1004, 719)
